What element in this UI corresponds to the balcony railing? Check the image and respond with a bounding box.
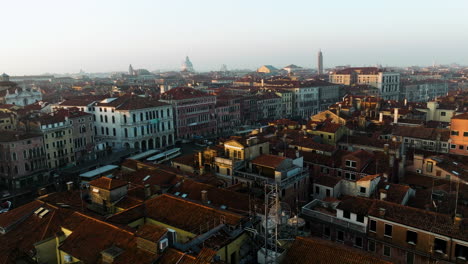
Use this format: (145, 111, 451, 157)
(214, 157, 244, 169)
(234, 167, 308, 188)
(301, 200, 366, 233)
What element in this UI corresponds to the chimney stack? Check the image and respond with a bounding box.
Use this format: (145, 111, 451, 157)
(379, 112, 383, 122)
(144, 184, 151, 199)
(393, 108, 398, 124)
(66, 181, 73, 191)
(201, 190, 208, 204)
(378, 207, 386, 216)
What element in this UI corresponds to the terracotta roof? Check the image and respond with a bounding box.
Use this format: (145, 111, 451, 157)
(144, 194, 244, 233)
(89, 177, 128, 190)
(160, 87, 215, 100)
(158, 247, 218, 264)
(357, 174, 381, 182)
(95, 95, 168, 110)
(0, 201, 77, 264)
(314, 175, 341, 187)
(378, 182, 411, 204)
(171, 153, 197, 167)
(393, 126, 450, 141)
(336, 196, 374, 216)
(338, 135, 401, 150)
(290, 137, 336, 153)
(135, 223, 167, 242)
(369, 200, 468, 241)
(59, 214, 157, 264)
(283, 236, 391, 264)
(169, 179, 260, 213)
(251, 154, 287, 169)
(106, 204, 145, 225)
(452, 112, 468, 120)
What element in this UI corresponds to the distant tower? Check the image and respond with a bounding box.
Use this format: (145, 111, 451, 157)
(220, 64, 228, 72)
(182, 56, 194, 72)
(128, 64, 135, 76)
(317, 49, 323, 75)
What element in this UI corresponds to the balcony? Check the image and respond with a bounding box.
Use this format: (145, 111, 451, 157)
(214, 157, 244, 169)
(301, 199, 366, 233)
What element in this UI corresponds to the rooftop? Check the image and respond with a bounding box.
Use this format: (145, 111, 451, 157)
(283, 236, 391, 264)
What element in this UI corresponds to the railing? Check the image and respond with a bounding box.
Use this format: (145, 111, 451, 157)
(301, 200, 366, 233)
(214, 157, 244, 169)
(234, 167, 308, 188)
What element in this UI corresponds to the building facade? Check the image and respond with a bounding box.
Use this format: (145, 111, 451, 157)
(93, 96, 175, 150)
(160, 87, 216, 140)
(0, 132, 47, 189)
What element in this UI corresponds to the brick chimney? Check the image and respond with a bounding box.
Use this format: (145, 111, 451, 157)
(201, 190, 208, 204)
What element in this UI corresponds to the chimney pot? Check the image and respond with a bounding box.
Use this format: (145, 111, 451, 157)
(201, 190, 208, 204)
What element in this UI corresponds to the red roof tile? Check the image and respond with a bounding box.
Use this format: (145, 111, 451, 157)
(283, 236, 391, 264)
(251, 154, 287, 169)
(89, 177, 128, 190)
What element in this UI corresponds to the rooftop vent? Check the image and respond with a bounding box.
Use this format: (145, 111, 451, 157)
(38, 209, 50, 218)
(101, 245, 124, 264)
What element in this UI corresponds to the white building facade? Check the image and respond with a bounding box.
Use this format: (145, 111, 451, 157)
(93, 96, 175, 150)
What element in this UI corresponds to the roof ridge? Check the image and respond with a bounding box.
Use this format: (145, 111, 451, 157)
(73, 212, 135, 235)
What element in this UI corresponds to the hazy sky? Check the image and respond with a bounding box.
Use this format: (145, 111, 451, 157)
(1, 0, 467, 75)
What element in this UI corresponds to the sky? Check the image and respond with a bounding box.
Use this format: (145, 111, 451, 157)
(1, 0, 467, 75)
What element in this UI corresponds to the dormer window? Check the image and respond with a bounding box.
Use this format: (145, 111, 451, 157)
(345, 160, 357, 168)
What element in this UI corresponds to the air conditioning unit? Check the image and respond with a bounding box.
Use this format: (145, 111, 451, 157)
(416, 169, 422, 174)
(159, 238, 169, 251)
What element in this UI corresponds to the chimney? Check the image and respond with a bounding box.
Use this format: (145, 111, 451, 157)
(404, 98, 407, 106)
(101, 246, 124, 264)
(66, 181, 73, 191)
(144, 184, 151, 199)
(393, 108, 398, 124)
(454, 214, 462, 229)
(38, 188, 47, 196)
(201, 190, 208, 204)
(378, 207, 386, 216)
(379, 112, 383, 122)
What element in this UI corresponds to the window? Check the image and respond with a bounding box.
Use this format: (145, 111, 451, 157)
(455, 244, 468, 260)
(383, 245, 391, 257)
(426, 161, 433, 173)
(451, 144, 457, 149)
(441, 111, 446, 116)
(460, 145, 464, 150)
(384, 224, 392, 237)
(315, 186, 320, 194)
(451, 130, 459, 136)
(345, 172, 356, 180)
(434, 238, 447, 254)
(355, 237, 363, 248)
(324, 226, 330, 237)
(345, 160, 357, 168)
(369, 220, 377, 232)
(360, 187, 366, 194)
(343, 211, 350, 219)
(406, 252, 414, 264)
(406, 230, 418, 245)
(337, 230, 344, 242)
(356, 215, 364, 223)
(368, 240, 376, 252)
(464, 132, 468, 137)
(326, 189, 331, 197)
